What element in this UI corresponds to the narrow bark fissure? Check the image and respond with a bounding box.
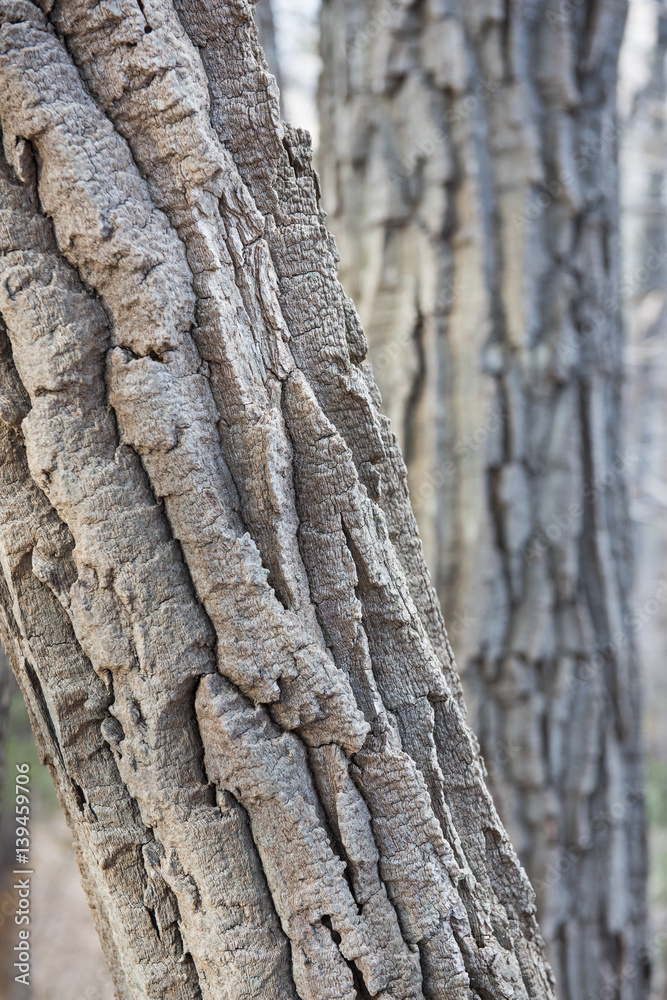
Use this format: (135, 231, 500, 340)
(135, 0, 153, 33)
(71, 779, 87, 814)
(23, 654, 68, 771)
(486, 466, 516, 616)
(305, 758, 368, 912)
(578, 380, 618, 661)
(402, 309, 426, 469)
(321, 914, 380, 1000)
(147, 907, 160, 937)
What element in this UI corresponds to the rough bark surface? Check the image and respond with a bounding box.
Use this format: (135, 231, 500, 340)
(0, 0, 556, 997)
(318, 1, 647, 998)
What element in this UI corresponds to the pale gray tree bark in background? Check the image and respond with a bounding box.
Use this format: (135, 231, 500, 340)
(621, 1, 667, 992)
(0, 0, 557, 997)
(318, 1, 648, 997)
(254, 0, 283, 111)
(623, 0, 667, 498)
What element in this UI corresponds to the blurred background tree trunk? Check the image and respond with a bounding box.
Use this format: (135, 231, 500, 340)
(318, 1, 648, 996)
(254, 0, 284, 110)
(620, 0, 667, 993)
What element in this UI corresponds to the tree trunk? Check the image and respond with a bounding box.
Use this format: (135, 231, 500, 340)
(318, 1, 648, 997)
(0, 1, 555, 998)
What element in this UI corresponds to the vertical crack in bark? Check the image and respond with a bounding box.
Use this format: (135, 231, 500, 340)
(402, 309, 426, 471)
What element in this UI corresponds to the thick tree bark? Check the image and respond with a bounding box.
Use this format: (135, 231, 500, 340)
(318, 1, 648, 998)
(0, 1, 555, 998)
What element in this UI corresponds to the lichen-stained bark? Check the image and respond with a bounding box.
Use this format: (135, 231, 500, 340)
(318, 1, 647, 998)
(0, 0, 555, 997)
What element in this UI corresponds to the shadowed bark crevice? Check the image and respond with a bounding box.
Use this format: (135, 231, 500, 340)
(402, 309, 426, 470)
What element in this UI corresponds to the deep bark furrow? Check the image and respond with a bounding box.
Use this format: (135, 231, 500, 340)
(309, 742, 426, 1000)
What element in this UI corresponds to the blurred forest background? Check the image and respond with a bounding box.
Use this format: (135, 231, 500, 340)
(0, 0, 665, 997)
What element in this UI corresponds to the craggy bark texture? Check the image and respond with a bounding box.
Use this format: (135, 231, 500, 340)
(0, 1, 555, 997)
(318, 1, 647, 997)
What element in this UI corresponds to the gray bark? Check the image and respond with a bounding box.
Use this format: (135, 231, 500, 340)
(0, 1, 555, 998)
(318, 1, 648, 998)
(623, 2, 667, 577)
